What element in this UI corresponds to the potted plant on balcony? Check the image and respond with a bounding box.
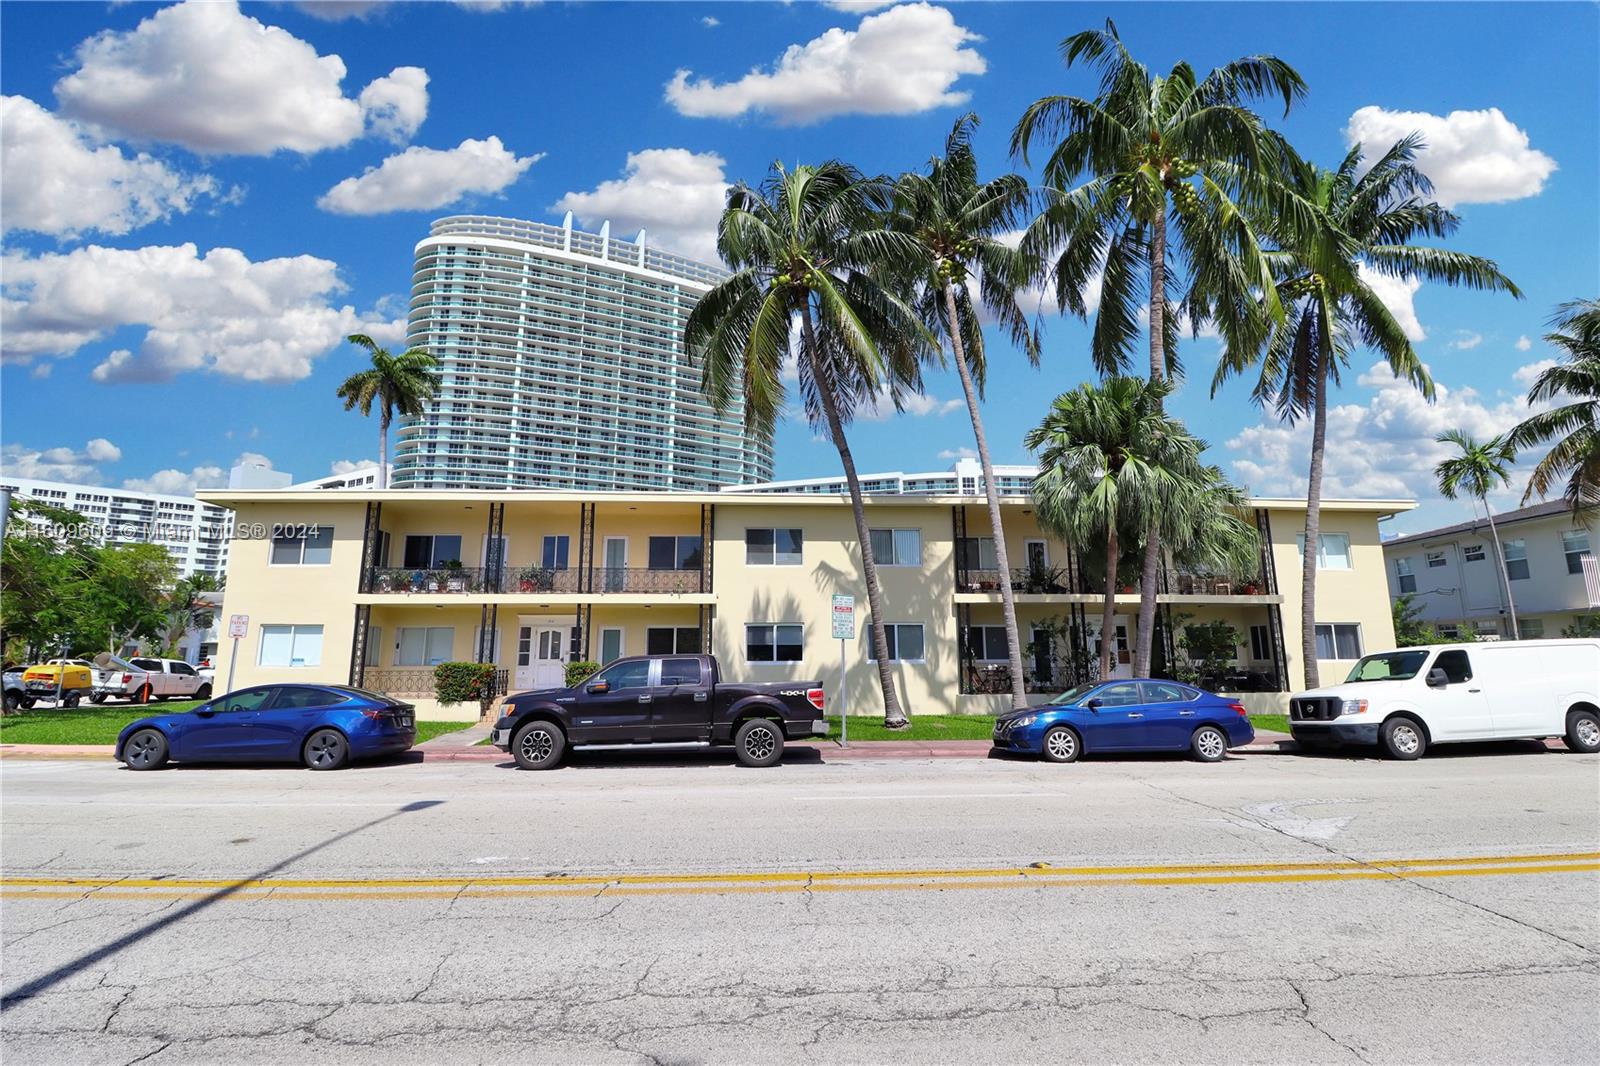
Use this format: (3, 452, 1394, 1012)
(516, 566, 555, 592)
(442, 559, 466, 592)
(1237, 579, 1260, 595)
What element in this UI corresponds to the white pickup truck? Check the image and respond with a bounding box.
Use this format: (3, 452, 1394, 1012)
(91, 654, 211, 704)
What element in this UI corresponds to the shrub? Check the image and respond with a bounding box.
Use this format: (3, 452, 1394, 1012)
(565, 660, 600, 687)
(434, 661, 497, 710)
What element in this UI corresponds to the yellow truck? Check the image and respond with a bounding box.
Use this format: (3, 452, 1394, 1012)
(20, 660, 94, 708)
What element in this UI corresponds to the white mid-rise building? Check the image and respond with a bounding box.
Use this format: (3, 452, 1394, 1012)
(2, 476, 233, 577)
(722, 457, 1038, 497)
(392, 214, 775, 492)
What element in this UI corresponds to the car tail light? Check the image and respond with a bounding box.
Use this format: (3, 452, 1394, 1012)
(122, 674, 133, 684)
(360, 709, 389, 720)
(1228, 702, 1248, 717)
(806, 688, 825, 712)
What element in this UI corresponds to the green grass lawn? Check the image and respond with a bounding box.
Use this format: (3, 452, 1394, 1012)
(0, 703, 472, 747)
(1249, 714, 1291, 734)
(824, 714, 997, 741)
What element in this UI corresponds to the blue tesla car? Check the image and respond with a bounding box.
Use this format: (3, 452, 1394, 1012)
(992, 679, 1255, 763)
(115, 684, 416, 771)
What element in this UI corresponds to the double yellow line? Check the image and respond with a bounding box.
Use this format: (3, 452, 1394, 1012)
(3, 851, 1596, 902)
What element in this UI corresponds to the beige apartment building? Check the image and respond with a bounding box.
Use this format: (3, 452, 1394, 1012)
(1383, 500, 1600, 639)
(198, 489, 1412, 720)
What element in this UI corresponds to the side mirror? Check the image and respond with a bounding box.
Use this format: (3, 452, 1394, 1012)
(1086, 698, 1103, 711)
(195, 705, 216, 717)
(1425, 667, 1449, 688)
(586, 680, 609, 694)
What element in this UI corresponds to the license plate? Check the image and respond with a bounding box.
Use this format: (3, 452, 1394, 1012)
(395, 717, 413, 728)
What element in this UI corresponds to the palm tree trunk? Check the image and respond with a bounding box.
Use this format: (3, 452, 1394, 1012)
(943, 283, 1028, 708)
(799, 306, 908, 727)
(378, 408, 391, 490)
(1101, 526, 1119, 680)
(1482, 500, 1521, 639)
(1301, 353, 1330, 689)
(1134, 208, 1169, 677)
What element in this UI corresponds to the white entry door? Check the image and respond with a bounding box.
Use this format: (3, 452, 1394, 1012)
(1088, 615, 1134, 680)
(516, 623, 569, 690)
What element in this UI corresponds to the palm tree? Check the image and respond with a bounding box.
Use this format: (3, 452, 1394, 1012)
(886, 113, 1040, 708)
(1508, 298, 1600, 518)
(1012, 20, 1308, 677)
(1026, 376, 1204, 680)
(335, 335, 440, 490)
(1434, 430, 1521, 639)
(686, 161, 931, 727)
(1212, 136, 1519, 687)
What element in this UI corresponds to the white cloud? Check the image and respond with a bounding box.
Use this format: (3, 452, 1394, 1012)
(292, 2, 392, 20)
(1, 95, 218, 238)
(666, 2, 985, 124)
(122, 464, 228, 496)
(1515, 335, 1532, 351)
(823, 1, 900, 10)
(1513, 358, 1557, 389)
(1344, 106, 1556, 207)
(361, 317, 411, 347)
(330, 458, 379, 475)
(359, 66, 429, 143)
(1357, 262, 1425, 341)
(938, 447, 977, 460)
(1226, 361, 1545, 502)
(1449, 330, 1483, 351)
(857, 390, 962, 422)
(54, 0, 427, 155)
(318, 136, 539, 215)
(701, 16, 719, 28)
(2, 243, 400, 382)
(0, 439, 121, 483)
(552, 148, 728, 264)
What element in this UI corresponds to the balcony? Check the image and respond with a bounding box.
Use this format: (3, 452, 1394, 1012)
(365, 565, 703, 596)
(954, 567, 1273, 598)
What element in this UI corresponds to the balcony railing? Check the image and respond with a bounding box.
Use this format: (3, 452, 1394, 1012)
(956, 567, 1074, 594)
(956, 567, 1269, 597)
(363, 667, 509, 700)
(590, 567, 702, 594)
(366, 565, 703, 595)
(370, 567, 499, 594)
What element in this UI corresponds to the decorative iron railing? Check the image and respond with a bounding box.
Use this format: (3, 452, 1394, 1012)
(959, 663, 1072, 696)
(363, 667, 509, 700)
(956, 567, 1074, 594)
(370, 567, 501, 594)
(590, 567, 701, 594)
(366, 565, 705, 595)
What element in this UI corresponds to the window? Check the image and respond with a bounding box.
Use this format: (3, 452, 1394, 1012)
(542, 535, 570, 570)
(960, 625, 1009, 662)
(648, 535, 703, 570)
(659, 658, 702, 686)
(272, 526, 334, 566)
(646, 626, 701, 655)
(746, 528, 803, 566)
(1432, 650, 1473, 684)
(273, 687, 345, 710)
(131, 658, 162, 671)
(1249, 624, 1272, 661)
(869, 529, 922, 567)
(1425, 550, 1447, 569)
(1438, 624, 1461, 640)
(258, 624, 324, 667)
(170, 662, 196, 676)
(1141, 681, 1196, 703)
(1463, 543, 1486, 562)
(598, 628, 624, 665)
(746, 623, 804, 662)
(1520, 618, 1545, 638)
(1502, 538, 1529, 580)
(1297, 532, 1351, 570)
(395, 626, 453, 667)
(365, 626, 382, 668)
(1562, 530, 1591, 574)
(957, 537, 998, 571)
(212, 687, 275, 713)
(1394, 558, 1416, 593)
(1313, 623, 1363, 660)
(869, 623, 925, 662)
(402, 534, 461, 569)
(1094, 682, 1144, 707)
(591, 658, 650, 690)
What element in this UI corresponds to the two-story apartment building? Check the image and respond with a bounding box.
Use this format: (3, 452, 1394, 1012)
(1382, 500, 1600, 639)
(197, 489, 1411, 720)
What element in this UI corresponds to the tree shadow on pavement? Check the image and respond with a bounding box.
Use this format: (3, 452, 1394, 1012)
(0, 799, 447, 1009)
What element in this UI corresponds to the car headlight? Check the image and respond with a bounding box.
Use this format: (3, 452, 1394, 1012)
(1010, 714, 1037, 728)
(1339, 699, 1368, 716)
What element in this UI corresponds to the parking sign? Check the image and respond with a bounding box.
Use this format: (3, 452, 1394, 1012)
(228, 614, 249, 640)
(831, 594, 856, 640)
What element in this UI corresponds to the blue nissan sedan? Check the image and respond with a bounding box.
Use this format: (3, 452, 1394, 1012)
(115, 684, 416, 771)
(992, 679, 1255, 763)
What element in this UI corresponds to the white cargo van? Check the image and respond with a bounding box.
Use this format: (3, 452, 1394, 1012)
(1289, 639, 1600, 759)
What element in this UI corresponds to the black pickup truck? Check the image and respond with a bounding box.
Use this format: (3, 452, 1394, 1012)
(490, 654, 828, 769)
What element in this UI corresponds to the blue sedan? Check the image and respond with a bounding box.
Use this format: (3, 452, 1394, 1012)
(992, 679, 1255, 763)
(115, 684, 416, 771)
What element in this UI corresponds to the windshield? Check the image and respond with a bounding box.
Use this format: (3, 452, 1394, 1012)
(1345, 650, 1430, 683)
(1048, 683, 1101, 706)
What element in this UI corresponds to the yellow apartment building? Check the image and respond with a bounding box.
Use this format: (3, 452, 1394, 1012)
(197, 489, 1413, 720)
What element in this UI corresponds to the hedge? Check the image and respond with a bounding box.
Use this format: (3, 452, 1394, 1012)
(434, 662, 497, 710)
(565, 660, 600, 687)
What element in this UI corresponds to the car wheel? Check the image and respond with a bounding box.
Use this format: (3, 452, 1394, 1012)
(1382, 717, 1426, 760)
(1565, 710, 1600, 754)
(89, 693, 108, 704)
(134, 684, 152, 705)
(1041, 725, 1080, 763)
(734, 718, 784, 767)
(123, 728, 169, 770)
(195, 684, 212, 700)
(1191, 725, 1229, 762)
(61, 692, 81, 708)
(3, 690, 19, 714)
(303, 729, 349, 770)
(513, 721, 565, 770)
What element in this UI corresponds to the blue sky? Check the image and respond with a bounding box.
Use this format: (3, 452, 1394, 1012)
(2, 1, 1595, 535)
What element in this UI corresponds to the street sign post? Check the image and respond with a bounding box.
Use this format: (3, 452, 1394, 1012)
(225, 614, 248, 695)
(831, 595, 855, 746)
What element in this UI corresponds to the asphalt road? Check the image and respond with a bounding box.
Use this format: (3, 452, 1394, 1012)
(2, 743, 1597, 1065)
